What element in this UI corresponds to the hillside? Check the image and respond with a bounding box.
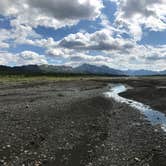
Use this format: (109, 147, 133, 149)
(0, 64, 165, 76)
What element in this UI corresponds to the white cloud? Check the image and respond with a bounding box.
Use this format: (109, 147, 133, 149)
(0, 0, 103, 29)
(0, 52, 17, 65)
(45, 29, 166, 70)
(39, 26, 166, 70)
(17, 51, 48, 65)
(28, 0, 102, 20)
(10, 23, 41, 45)
(0, 51, 48, 66)
(30, 38, 57, 48)
(0, 29, 10, 49)
(0, 24, 41, 48)
(0, 0, 103, 51)
(0, 42, 9, 49)
(0, 0, 165, 71)
(46, 48, 69, 58)
(111, 0, 166, 40)
(58, 29, 135, 52)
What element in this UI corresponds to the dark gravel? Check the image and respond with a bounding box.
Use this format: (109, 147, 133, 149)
(0, 78, 165, 166)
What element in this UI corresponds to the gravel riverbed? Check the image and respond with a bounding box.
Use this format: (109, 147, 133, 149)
(0, 78, 166, 166)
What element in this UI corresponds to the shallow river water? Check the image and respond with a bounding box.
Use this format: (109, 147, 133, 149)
(105, 84, 166, 132)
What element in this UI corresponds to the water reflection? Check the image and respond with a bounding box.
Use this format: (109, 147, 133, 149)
(105, 84, 166, 132)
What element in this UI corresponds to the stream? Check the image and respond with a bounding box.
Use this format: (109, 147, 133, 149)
(105, 84, 166, 132)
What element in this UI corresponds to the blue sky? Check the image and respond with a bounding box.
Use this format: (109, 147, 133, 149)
(0, 0, 166, 70)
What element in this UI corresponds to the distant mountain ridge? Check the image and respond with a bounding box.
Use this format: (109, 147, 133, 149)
(74, 64, 124, 76)
(0, 64, 125, 76)
(125, 69, 159, 76)
(0, 64, 165, 76)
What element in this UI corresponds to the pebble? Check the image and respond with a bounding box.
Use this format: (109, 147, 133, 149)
(6, 145, 11, 148)
(26, 105, 30, 109)
(0, 159, 4, 163)
(24, 150, 28, 154)
(2, 146, 6, 149)
(134, 157, 141, 162)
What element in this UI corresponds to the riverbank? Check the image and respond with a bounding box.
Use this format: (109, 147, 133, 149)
(105, 83, 166, 132)
(0, 78, 166, 165)
(109, 77, 166, 113)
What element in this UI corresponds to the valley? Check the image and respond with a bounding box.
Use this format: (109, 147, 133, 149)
(0, 77, 165, 166)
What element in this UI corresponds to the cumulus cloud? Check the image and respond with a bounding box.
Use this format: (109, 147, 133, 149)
(110, 44, 166, 70)
(0, 51, 47, 66)
(58, 29, 135, 52)
(17, 51, 48, 65)
(0, 0, 165, 71)
(45, 34, 166, 70)
(39, 27, 166, 71)
(0, 23, 41, 48)
(112, 0, 166, 40)
(0, 0, 103, 29)
(0, 0, 103, 51)
(118, 0, 158, 18)
(28, 0, 102, 20)
(0, 42, 9, 49)
(0, 52, 17, 65)
(47, 48, 113, 67)
(0, 29, 10, 49)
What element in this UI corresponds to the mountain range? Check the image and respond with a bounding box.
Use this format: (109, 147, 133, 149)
(0, 64, 165, 76)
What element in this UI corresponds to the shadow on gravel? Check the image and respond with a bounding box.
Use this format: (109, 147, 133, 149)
(42, 97, 112, 166)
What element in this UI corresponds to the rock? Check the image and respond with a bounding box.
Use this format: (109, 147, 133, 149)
(26, 105, 30, 109)
(6, 145, 11, 148)
(134, 157, 141, 162)
(35, 160, 42, 166)
(24, 150, 28, 154)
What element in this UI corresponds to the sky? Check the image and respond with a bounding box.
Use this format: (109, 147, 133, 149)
(0, 0, 166, 71)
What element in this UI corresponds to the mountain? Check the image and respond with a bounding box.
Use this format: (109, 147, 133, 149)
(0, 65, 41, 75)
(74, 64, 125, 76)
(0, 64, 165, 76)
(38, 65, 73, 73)
(159, 70, 166, 75)
(0, 65, 74, 75)
(0, 64, 125, 76)
(125, 69, 158, 76)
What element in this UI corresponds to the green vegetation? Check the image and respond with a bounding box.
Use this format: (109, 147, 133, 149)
(0, 74, 109, 83)
(0, 75, 81, 83)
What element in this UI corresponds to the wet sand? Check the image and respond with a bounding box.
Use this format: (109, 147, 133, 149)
(0, 77, 166, 166)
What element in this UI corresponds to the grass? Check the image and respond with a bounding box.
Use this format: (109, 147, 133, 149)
(0, 75, 109, 83)
(0, 75, 165, 84)
(0, 75, 81, 83)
